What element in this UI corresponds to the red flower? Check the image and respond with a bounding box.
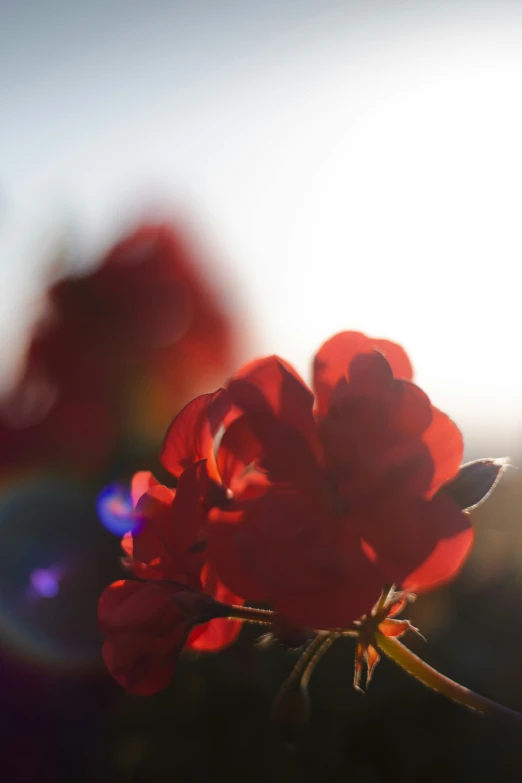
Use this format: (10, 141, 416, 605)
(99, 579, 191, 696)
(179, 331, 473, 629)
(99, 465, 242, 695)
(48, 223, 235, 379)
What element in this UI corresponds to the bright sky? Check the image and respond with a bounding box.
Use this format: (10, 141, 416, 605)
(2, 0, 522, 455)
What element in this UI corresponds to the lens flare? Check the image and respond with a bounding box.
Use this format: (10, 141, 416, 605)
(29, 567, 61, 599)
(96, 482, 143, 536)
(0, 476, 114, 670)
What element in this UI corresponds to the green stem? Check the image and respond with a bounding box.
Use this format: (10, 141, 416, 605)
(375, 631, 522, 723)
(225, 604, 276, 625)
(222, 604, 359, 635)
(300, 632, 341, 689)
(289, 632, 333, 684)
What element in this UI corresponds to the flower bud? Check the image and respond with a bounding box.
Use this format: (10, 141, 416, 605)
(439, 458, 507, 511)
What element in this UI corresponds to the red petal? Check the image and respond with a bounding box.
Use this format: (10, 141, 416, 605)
(102, 628, 184, 695)
(120, 531, 163, 580)
(121, 534, 133, 558)
(361, 494, 473, 591)
(218, 412, 319, 495)
(99, 579, 192, 695)
(249, 414, 322, 488)
(392, 381, 433, 437)
(98, 580, 185, 635)
(209, 489, 383, 628)
(187, 618, 241, 652)
(132, 466, 208, 586)
(160, 389, 229, 478)
(354, 641, 364, 690)
(168, 463, 209, 574)
(422, 407, 463, 497)
(212, 489, 325, 603)
(200, 561, 244, 605)
(131, 471, 159, 507)
(386, 597, 408, 618)
(314, 332, 413, 415)
(188, 563, 243, 652)
(206, 506, 271, 601)
(365, 644, 380, 684)
(379, 618, 412, 638)
(346, 350, 395, 398)
(319, 395, 434, 507)
(325, 357, 428, 437)
(402, 518, 474, 592)
(132, 486, 178, 579)
(216, 415, 264, 491)
(228, 356, 320, 458)
(373, 339, 413, 381)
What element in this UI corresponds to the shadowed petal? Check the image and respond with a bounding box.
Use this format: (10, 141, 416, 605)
(102, 629, 185, 695)
(209, 489, 383, 628)
(98, 580, 185, 635)
(131, 467, 208, 586)
(207, 506, 271, 602)
(228, 355, 320, 458)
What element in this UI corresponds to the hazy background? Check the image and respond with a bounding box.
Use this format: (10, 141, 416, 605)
(3, 0, 522, 454)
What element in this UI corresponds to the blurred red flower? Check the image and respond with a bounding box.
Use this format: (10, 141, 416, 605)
(99, 465, 242, 695)
(0, 223, 237, 475)
(176, 331, 473, 629)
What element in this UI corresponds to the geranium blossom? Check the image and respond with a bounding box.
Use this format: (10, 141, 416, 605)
(99, 465, 242, 695)
(100, 330, 483, 696)
(159, 331, 473, 629)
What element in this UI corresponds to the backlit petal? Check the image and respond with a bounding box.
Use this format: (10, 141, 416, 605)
(131, 471, 159, 507)
(216, 415, 263, 491)
(422, 407, 464, 497)
(361, 494, 473, 591)
(187, 617, 241, 652)
(314, 331, 413, 415)
(373, 339, 413, 381)
(191, 564, 244, 649)
(160, 389, 229, 478)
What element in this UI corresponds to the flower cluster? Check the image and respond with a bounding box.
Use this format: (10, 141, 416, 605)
(99, 465, 243, 695)
(99, 331, 506, 712)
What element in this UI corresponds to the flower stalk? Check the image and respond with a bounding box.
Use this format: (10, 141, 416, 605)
(375, 631, 522, 723)
(271, 631, 341, 740)
(225, 603, 276, 625)
(220, 601, 522, 724)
